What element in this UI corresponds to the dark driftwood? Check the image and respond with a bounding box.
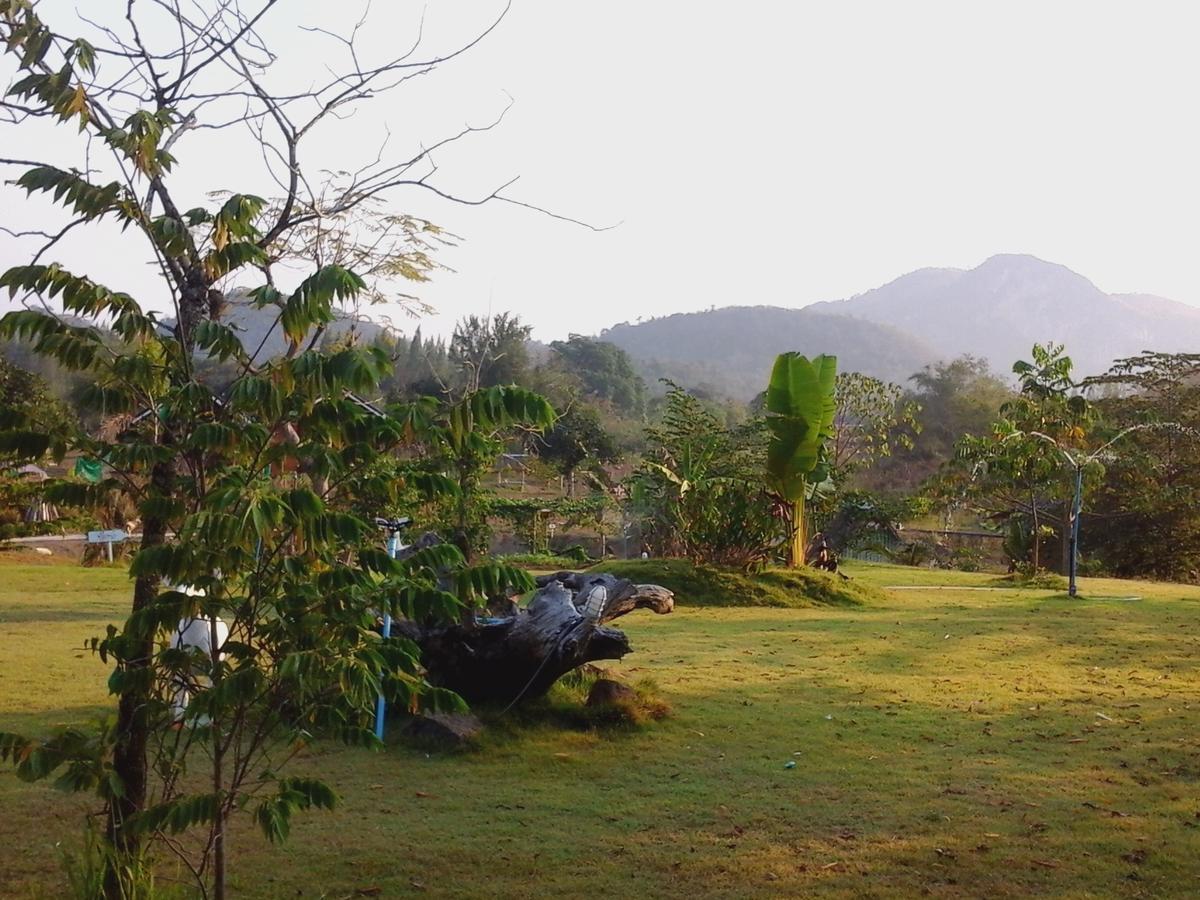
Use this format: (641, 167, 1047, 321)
(395, 572, 673, 706)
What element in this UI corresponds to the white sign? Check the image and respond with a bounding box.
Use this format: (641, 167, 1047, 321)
(87, 529, 127, 544)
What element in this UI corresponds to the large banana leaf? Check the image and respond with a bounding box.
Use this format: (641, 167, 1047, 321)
(764, 353, 837, 501)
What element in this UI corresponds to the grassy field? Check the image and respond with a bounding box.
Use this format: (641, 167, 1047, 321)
(2, 562, 1200, 897)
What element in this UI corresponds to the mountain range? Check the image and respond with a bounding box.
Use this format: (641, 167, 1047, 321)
(599, 254, 1200, 399)
(154, 254, 1200, 402)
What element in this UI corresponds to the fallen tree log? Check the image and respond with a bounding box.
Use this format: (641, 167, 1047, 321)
(394, 572, 673, 706)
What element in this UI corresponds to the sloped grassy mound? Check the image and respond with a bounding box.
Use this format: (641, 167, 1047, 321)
(592, 558, 884, 608)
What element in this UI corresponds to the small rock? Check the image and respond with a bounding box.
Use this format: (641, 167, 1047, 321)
(34, 547, 52, 556)
(587, 678, 637, 707)
(403, 712, 483, 747)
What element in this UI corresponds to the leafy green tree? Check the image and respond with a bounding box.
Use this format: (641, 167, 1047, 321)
(0, 261, 508, 900)
(1082, 353, 1200, 580)
(864, 356, 1013, 493)
(1012, 342, 1080, 401)
(828, 371, 920, 485)
(764, 353, 838, 566)
(938, 344, 1094, 572)
(536, 402, 621, 496)
(549, 335, 646, 415)
(0, 3, 536, 896)
(0, 357, 75, 459)
(450, 313, 533, 390)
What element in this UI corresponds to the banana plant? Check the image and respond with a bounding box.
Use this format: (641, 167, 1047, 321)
(764, 353, 838, 566)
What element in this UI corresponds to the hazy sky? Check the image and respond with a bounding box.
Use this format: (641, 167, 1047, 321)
(4, 1, 1199, 342)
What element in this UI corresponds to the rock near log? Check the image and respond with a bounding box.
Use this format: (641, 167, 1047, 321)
(403, 712, 484, 748)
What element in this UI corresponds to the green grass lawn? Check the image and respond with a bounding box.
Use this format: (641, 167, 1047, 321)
(2, 562, 1200, 897)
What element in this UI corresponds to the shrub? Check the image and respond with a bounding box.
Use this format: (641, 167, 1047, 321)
(950, 547, 986, 572)
(629, 386, 781, 569)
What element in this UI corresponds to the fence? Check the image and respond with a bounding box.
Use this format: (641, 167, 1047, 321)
(840, 528, 1007, 567)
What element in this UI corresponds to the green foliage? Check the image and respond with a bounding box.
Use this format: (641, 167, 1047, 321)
(936, 344, 1096, 572)
(0, 357, 76, 461)
(1081, 352, 1200, 581)
(391, 385, 556, 560)
(0, 51, 493, 900)
(450, 313, 532, 389)
(377, 327, 454, 400)
(948, 545, 986, 572)
(548, 335, 646, 415)
(764, 353, 838, 502)
(12, 165, 138, 223)
(813, 490, 914, 553)
(0, 2, 497, 894)
(867, 537, 939, 568)
(1001, 516, 1032, 569)
(60, 821, 157, 900)
(535, 402, 621, 492)
(829, 371, 921, 484)
(630, 385, 781, 569)
(1012, 342, 1077, 401)
(487, 494, 610, 558)
(253, 778, 338, 845)
(764, 353, 838, 566)
(0, 276, 527, 884)
(863, 356, 1014, 494)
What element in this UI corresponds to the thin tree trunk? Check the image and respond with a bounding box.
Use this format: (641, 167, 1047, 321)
(212, 770, 226, 898)
(104, 459, 171, 899)
(1031, 494, 1040, 571)
(454, 468, 477, 627)
(791, 496, 807, 568)
(210, 618, 226, 900)
(454, 465, 473, 565)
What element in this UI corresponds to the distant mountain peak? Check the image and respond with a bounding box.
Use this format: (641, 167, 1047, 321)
(597, 254, 1200, 398)
(978, 252, 1058, 268)
(969, 253, 1102, 290)
(814, 254, 1200, 376)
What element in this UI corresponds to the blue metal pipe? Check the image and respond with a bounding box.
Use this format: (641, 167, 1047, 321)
(373, 530, 401, 740)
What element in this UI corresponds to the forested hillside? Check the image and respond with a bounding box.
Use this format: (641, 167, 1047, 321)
(600, 307, 938, 399)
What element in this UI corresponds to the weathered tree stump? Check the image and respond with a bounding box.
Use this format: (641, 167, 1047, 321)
(395, 572, 673, 706)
